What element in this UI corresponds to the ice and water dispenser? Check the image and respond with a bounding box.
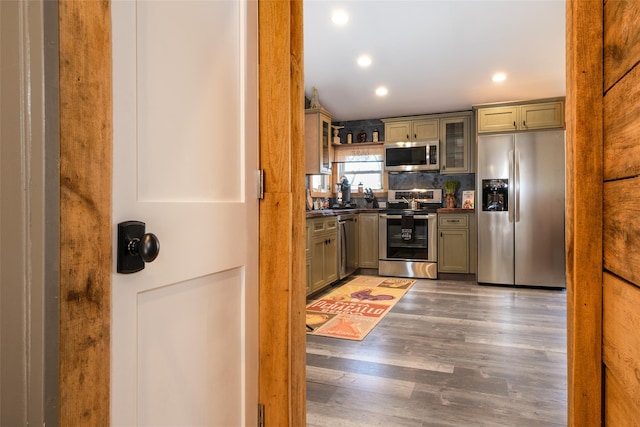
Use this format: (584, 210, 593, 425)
(482, 179, 509, 211)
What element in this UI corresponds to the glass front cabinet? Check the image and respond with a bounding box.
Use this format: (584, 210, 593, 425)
(440, 112, 473, 174)
(305, 108, 332, 174)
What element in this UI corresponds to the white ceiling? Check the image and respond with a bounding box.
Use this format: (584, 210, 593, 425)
(304, 0, 566, 121)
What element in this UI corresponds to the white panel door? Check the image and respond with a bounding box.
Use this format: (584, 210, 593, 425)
(111, 1, 258, 425)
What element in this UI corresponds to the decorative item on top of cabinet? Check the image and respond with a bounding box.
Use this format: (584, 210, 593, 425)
(305, 107, 332, 174)
(475, 98, 565, 134)
(331, 125, 344, 145)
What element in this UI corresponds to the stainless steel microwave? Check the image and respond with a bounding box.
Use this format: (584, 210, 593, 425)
(384, 141, 440, 172)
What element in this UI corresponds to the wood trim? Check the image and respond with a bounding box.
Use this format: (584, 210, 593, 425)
(258, 1, 305, 426)
(289, 0, 307, 424)
(58, 0, 112, 424)
(603, 273, 640, 412)
(565, 2, 604, 425)
(603, 60, 640, 181)
(603, 1, 640, 92)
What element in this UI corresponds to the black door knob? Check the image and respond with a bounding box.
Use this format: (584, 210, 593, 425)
(117, 221, 160, 274)
(128, 233, 160, 262)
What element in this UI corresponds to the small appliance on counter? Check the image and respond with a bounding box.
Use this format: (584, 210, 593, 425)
(332, 176, 356, 209)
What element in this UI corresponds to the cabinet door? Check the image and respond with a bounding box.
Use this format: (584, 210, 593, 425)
(310, 236, 328, 291)
(477, 106, 519, 133)
(306, 256, 312, 295)
(304, 109, 332, 174)
(324, 235, 338, 285)
(384, 121, 412, 142)
(319, 111, 332, 172)
(412, 119, 439, 141)
(438, 228, 469, 273)
(306, 219, 312, 258)
(440, 116, 470, 174)
(358, 213, 379, 268)
(520, 102, 564, 130)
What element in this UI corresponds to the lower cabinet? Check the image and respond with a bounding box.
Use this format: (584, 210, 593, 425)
(438, 213, 470, 273)
(358, 213, 379, 268)
(307, 216, 338, 295)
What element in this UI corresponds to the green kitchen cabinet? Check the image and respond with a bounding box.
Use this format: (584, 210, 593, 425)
(438, 213, 474, 273)
(476, 100, 564, 134)
(382, 118, 439, 142)
(440, 112, 473, 174)
(305, 107, 332, 174)
(307, 216, 338, 295)
(358, 213, 379, 268)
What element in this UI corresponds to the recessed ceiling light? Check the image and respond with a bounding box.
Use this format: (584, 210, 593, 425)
(492, 73, 507, 83)
(331, 10, 349, 25)
(375, 87, 388, 96)
(357, 55, 372, 67)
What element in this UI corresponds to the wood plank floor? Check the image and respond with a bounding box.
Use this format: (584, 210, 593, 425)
(306, 278, 567, 427)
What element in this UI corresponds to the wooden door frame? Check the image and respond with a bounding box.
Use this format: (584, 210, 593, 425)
(565, 2, 603, 426)
(58, 1, 305, 425)
(59, 1, 606, 426)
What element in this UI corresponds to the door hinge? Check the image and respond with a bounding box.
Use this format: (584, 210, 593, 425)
(258, 403, 265, 427)
(257, 169, 265, 200)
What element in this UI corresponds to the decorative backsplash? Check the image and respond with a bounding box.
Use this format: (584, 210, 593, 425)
(389, 172, 475, 193)
(308, 172, 476, 210)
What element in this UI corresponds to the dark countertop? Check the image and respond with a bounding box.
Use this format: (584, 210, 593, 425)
(306, 208, 382, 218)
(437, 208, 476, 213)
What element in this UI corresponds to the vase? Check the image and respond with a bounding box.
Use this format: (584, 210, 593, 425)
(446, 193, 456, 208)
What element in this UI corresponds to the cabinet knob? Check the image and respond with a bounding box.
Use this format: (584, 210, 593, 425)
(406, 134, 410, 139)
(513, 121, 517, 128)
(523, 121, 527, 127)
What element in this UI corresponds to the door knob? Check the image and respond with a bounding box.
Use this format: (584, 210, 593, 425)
(117, 220, 160, 274)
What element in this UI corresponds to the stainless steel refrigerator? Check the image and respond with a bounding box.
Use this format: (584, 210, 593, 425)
(476, 130, 565, 288)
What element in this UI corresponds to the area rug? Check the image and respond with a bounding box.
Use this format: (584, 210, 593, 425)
(305, 275, 416, 341)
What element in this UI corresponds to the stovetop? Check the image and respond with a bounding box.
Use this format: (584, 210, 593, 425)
(385, 188, 442, 214)
(383, 207, 439, 215)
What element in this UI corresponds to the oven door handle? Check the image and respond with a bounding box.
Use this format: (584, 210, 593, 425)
(380, 214, 432, 220)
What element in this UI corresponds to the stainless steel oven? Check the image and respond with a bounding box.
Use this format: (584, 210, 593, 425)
(378, 189, 442, 279)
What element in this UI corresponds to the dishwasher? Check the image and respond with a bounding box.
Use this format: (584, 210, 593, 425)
(337, 213, 358, 280)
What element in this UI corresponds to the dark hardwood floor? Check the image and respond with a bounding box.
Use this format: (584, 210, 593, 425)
(306, 278, 567, 427)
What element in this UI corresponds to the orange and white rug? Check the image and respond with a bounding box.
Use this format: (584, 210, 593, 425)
(305, 275, 416, 341)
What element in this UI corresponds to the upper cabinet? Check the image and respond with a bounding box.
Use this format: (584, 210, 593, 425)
(382, 118, 439, 142)
(476, 100, 564, 133)
(383, 112, 473, 174)
(305, 107, 332, 174)
(440, 112, 473, 174)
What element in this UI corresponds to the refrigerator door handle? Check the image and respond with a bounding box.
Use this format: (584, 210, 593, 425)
(508, 150, 514, 223)
(515, 149, 520, 223)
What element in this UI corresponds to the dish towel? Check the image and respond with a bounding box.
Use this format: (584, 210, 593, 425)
(401, 215, 414, 242)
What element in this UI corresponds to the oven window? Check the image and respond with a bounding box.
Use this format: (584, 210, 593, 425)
(385, 216, 429, 259)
